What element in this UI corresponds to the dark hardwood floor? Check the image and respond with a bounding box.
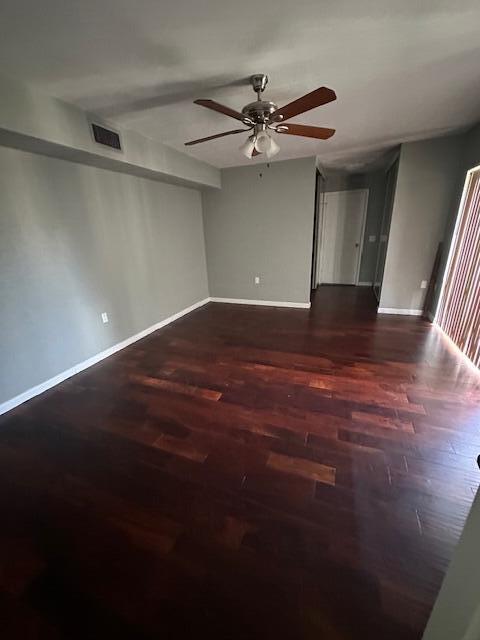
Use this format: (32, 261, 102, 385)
(1, 286, 480, 639)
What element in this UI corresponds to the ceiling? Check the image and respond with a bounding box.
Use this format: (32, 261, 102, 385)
(1, 0, 480, 170)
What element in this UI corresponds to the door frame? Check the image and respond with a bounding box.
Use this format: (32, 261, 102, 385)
(310, 169, 323, 294)
(316, 188, 369, 286)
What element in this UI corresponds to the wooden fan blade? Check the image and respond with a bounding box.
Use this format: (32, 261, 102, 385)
(194, 99, 252, 123)
(185, 128, 250, 146)
(277, 124, 335, 140)
(273, 87, 336, 122)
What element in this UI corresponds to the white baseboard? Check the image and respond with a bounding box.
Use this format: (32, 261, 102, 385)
(0, 297, 210, 417)
(377, 307, 423, 316)
(0, 295, 311, 417)
(209, 297, 311, 309)
(357, 281, 373, 286)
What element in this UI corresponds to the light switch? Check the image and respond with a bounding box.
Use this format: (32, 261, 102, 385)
(101, 312, 109, 323)
(255, 276, 260, 284)
(420, 280, 428, 289)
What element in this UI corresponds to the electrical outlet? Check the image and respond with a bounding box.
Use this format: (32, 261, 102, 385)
(255, 276, 260, 284)
(368, 235, 376, 242)
(420, 280, 428, 289)
(101, 312, 109, 324)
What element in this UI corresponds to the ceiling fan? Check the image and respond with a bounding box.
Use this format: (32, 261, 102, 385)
(185, 74, 336, 159)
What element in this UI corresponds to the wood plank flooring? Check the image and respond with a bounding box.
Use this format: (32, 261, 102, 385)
(1, 286, 480, 639)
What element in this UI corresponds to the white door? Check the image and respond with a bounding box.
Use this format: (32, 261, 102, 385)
(318, 190, 368, 285)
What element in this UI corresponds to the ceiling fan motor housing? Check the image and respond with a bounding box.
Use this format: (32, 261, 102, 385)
(242, 74, 283, 124)
(241, 100, 278, 124)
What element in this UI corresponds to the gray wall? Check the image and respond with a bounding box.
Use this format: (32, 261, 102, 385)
(422, 489, 480, 640)
(373, 159, 399, 300)
(203, 157, 316, 304)
(323, 170, 388, 283)
(461, 122, 480, 177)
(430, 123, 480, 315)
(0, 73, 221, 190)
(380, 134, 465, 311)
(0, 145, 209, 404)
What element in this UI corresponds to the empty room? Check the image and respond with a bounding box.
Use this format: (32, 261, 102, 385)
(1, 1, 480, 638)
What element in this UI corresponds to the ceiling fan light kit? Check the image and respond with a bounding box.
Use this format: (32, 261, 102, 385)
(185, 74, 337, 160)
(239, 129, 280, 160)
(266, 135, 280, 159)
(255, 129, 271, 153)
(239, 135, 257, 159)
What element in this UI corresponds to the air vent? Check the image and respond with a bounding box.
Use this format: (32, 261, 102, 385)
(91, 123, 121, 150)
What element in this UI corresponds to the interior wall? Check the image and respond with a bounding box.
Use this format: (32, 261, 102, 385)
(0, 145, 209, 405)
(202, 157, 316, 304)
(0, 73, 221, 190)
(379, 134, 465, 312)
(422, 488, 480, 640)
(430, 123, 480, 316)
(373, 159, 399, 301)
(323, 170, 387, 283)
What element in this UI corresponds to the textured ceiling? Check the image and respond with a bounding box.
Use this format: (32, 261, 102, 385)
(1, 0, 480, 170)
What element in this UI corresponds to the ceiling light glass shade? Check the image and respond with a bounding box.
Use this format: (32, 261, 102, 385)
(239, 135, 256, 159)
(266, 136, 280, 158)
(255, 130, 271, 153)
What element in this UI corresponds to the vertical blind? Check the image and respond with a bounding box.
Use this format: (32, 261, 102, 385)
(436, 167, 480, 368)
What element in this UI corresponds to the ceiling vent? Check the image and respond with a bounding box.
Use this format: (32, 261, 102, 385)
(91, 123, 122, 151)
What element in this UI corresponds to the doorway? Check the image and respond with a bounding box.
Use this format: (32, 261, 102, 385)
(310, 170, 322, 294)
(435, 166, 480, 368)
(317, 189, 368, 285)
